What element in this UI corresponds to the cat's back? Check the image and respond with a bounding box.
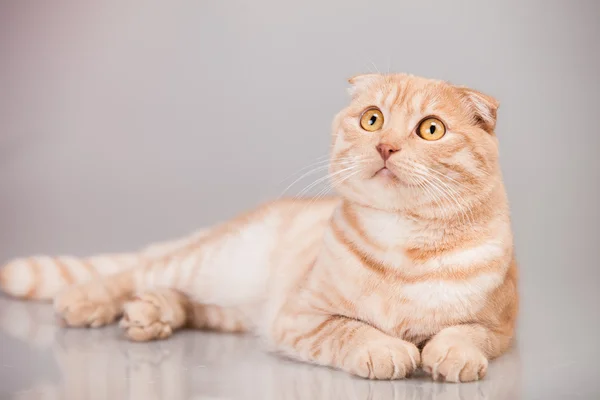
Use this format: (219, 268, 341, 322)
(264, 196, 341, 255)
(232, 196, 340, 278)
(244, 196, 339, 240)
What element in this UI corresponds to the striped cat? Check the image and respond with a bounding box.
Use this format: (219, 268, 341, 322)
(0, 73, 518, 382)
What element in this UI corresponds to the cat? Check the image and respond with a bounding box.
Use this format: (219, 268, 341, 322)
(0, 73, 518, 383)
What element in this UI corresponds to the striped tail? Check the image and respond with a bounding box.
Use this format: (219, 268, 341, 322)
(0, 229, 209, 301)
(0, 254, 142, 301)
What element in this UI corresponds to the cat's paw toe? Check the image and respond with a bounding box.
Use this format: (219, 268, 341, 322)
(346, 338, 420, 380)
(54, 284, 119, 328)
(120, 295, 172, 341)
(422, 337, 488, 382)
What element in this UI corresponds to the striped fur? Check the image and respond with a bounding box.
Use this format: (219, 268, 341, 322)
(0, 73, 518, 383)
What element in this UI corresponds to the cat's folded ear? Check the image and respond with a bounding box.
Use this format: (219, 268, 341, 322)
(347, 74, 379, 97)
(458, 87, 500, 134)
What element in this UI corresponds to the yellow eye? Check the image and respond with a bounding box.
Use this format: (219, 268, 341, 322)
(359, 107, 384, 131)
(417, 117, 446, 141)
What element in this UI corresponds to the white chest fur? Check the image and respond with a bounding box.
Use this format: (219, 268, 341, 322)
(322, 205, 509, 341)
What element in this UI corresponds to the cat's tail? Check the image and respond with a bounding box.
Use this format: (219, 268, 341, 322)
(0, 229, 210, 301)
(0, 254, 142, 301)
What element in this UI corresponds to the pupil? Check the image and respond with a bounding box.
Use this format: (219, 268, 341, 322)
(369, 115, 377, 125)
(430, 124, 436, 134)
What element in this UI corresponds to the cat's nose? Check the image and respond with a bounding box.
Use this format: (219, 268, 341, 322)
(376, 144, 399, 161)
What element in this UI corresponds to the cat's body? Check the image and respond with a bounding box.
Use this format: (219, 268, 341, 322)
(0, 73, 518, 382)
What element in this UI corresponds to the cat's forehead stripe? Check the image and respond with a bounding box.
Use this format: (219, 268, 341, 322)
(383, 85, 399, 111)
(396, 80, 411, 110)
(371, 78, 454, 117)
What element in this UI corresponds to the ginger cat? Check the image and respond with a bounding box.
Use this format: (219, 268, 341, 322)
(0, 73, 518, 383)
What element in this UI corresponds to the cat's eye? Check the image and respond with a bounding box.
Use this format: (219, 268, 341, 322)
(417, 117, 446, 141)
(359, 107, 384, 131)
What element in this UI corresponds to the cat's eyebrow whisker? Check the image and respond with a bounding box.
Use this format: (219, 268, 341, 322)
(369, 60, 381, 74)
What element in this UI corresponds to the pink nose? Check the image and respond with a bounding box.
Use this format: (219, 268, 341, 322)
(376, 144, 398, 161)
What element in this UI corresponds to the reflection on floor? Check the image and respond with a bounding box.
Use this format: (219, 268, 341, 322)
(0, 297, 522, 400)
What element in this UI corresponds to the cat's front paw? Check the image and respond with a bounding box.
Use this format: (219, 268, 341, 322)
(344, 338, 420, 380)
(54, 283, 120, 328)
(422, 336, 488, 382)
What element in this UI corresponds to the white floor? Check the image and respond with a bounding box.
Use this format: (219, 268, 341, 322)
(0, 296, 596, 400)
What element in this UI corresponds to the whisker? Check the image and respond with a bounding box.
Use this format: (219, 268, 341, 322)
(304, 168, 363, 210)
(295, 164, 360, 199)
(418, 172, 472, 227)
(279, 156, 360, 181)
(420, 165, 470, 192)
(277, 155, 330, 181)
(422, 176, 466, 225)
(403, 170, 447, 220)
(405, 163, 469, 225)
(407, 161, 476, 226)
(277, 156, 360, 198)
(419, 169, 475, 226)
(369, 60, 381, 74)
(279, 155, 360, 181)
(415, 175, 450, 221)
(277, 164, 331, 199)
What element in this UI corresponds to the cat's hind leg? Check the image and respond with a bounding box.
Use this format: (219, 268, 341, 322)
(51, 230, 215, 328)
(120, 288, 249, 341)
(54, 269, 135, 328)
(53, 201, 298, 331)
(188, 303, 249, 333)
(120, 288, 188, 341)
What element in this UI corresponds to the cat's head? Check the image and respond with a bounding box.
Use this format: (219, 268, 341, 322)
(330, 73, 502, 216)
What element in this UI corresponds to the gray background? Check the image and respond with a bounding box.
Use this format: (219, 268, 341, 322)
(1, 1, 599, 399)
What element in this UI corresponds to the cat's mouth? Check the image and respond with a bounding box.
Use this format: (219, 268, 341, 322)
(374, 167, 397, 179)
(373, 166, 413, 187)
